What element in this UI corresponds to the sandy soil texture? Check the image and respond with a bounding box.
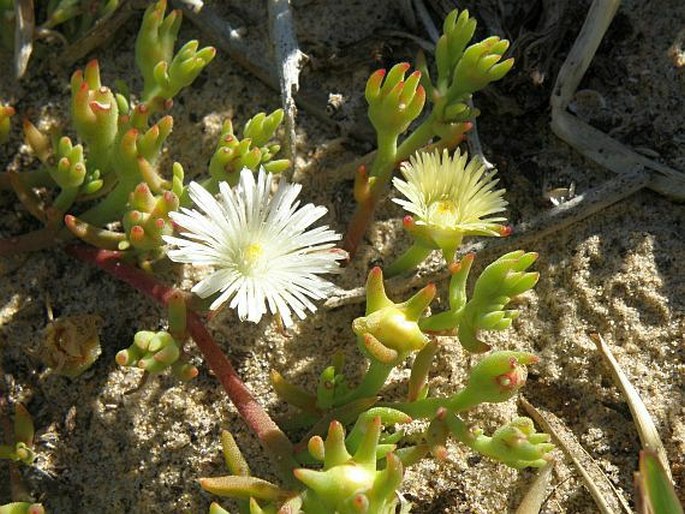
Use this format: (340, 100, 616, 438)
(0, 0, 683, 513)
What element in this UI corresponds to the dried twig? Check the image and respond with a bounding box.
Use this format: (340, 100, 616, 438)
(171, 0, 336, 131)
(412, 0, 440, 43)
(268, 0, 305, 172)
(14, 0, 34, 79)
(519, 396, 632, 514)
(551, 0, 685, 198)
(589, 332, 673, 481)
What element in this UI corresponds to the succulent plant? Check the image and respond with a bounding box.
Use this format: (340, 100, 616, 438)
(0, 5, 556, 513)
(0, 404, 35, 466)
(117, 293, 198, 381)
(200, 414, 411, 514)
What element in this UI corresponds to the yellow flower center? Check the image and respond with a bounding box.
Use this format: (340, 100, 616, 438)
(239, 242, 265, 274)
(244, 242, 263, 262)
(427, 199, 461, 228)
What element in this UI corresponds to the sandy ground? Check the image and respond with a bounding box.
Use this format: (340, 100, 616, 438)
(0, 0, 684, 513)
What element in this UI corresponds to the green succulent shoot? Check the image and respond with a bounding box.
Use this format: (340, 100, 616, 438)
(417, 9, 514, 139)
(20, 60, 119, 219)
(0, 404, 35, 466)
(355, 62, 426, 205)
(454, 351, 539, 409)
(392, 351, 539, 419)
(5, 0, 211, 260)
(200, 416, 407, 514)
(447, 415, 554, 469)
(116, 293, 198, 381)
(207, 110, 291, 190)
(421, 251, 539, 353)
(295, 417, 405, 514)
(65, 161, 184, 269)
(136, 0, 216, 106)
(70, 59, 119, 172)
(352, 267, 435, 365)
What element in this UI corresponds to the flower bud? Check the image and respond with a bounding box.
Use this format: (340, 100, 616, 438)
(23, 120, 52, 164)
(0, 104, 15, 144)
(471, 416, 554, 468)
(352, 267, 434, 363)
(451, 351, 538, 410)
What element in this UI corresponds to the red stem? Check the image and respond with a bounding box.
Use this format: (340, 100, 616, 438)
(65, 245, 299, 485)
(341, 196, 377, 259)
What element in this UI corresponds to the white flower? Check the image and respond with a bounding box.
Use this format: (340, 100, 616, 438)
(164, 168, 346, 327)
(392, 148, 507, 260)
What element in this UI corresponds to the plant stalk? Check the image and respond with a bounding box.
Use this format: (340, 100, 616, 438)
(65, 245, 299, 486)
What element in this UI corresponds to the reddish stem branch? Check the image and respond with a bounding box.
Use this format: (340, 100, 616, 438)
(342, 127, 469, 260)
(65, 245, 299, 485)
(341, 195, 377, 259)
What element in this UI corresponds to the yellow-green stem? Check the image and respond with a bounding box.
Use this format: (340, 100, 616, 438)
(335, 360, 394, 407)
(384, 243, 432, 277)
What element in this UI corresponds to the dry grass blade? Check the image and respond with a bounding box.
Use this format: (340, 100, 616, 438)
(550, 0, 685, 198)
(514, 459, 555, 514)
(14, 0, 34, 79)
(412, 0, 440, 42)
(60, 0, 146, 66)
(589, 332, 673, 481)
(171, 0, 337, 132)
(519, 396, 632, 514)
(268, 0, 305, 172)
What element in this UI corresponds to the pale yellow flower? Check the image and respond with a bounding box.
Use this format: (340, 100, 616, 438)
(392, 148, 508, 261)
